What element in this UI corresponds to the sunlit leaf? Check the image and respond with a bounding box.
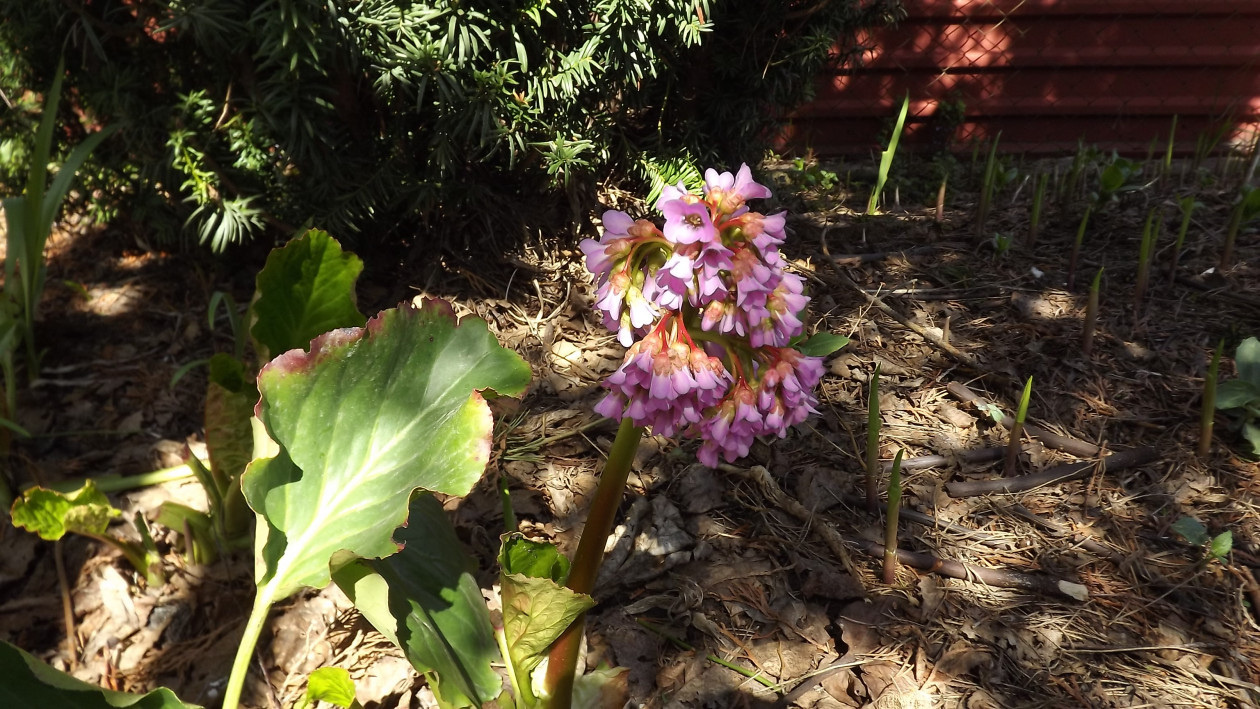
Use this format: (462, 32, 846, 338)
(304, 667, 357, 708)
(243, 298, 531, 601)
(11, 482, 119, 541)
(249, 229, 365, 363)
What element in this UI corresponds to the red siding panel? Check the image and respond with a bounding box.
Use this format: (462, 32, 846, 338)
(784, 1, 1260, 155)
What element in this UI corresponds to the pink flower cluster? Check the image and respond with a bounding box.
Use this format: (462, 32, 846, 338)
(582, 164, 827, 466)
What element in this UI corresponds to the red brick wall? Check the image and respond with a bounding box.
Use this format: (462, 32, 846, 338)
(782, 0, 1260, 156)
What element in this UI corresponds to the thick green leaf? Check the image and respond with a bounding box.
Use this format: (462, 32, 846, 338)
(12, 481, 119, 541)
(499, 533, 594, 701)
(243, 298, 531, 600)
(1242, 421, 1260, 458)
(250, 229, 366, 363)
(204, 353, 259, 525)
(0, 641, 200, 708)
(304, 667, 358, 708)
(500, 533, 570, 584)
(1210, 531, 1233, 560)
(1216, 380, 1260, 411)
(332, 494, 501, 708)
(572, 664, 629, 709)
(1235, 337, 1260, 387)
(1171, 516, 1209, 547)
(501, 573, 594, 699)
(796, 333, 850, 358)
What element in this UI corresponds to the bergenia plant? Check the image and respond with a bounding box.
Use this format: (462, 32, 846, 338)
(545, 165, 845, 706)
(583, 164, 831, 465)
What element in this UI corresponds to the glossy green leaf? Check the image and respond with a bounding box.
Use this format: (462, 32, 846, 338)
(243, 298, 531, 600)
(500, 533, 570, 584)
(796, 333, 850, 358)
(1216, 380, 1260, 411)
(332, 494, 501, 708)
(1235, 337, 1260, 386)
(0, 641, 199, 708)
(249, 229, 366, 363)
(11, 481, 119, 541)
(1171, 516, 1209, 547)
(304, 667, 358, 708)
(572, 664, 629, 709)
(1242, 421, 1260, 457)
(498, 535, 594, 702)
(1210, 530, 1233, 560)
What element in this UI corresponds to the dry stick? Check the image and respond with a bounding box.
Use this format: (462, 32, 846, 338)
(54, 540, 78, 667)
(1082, 267, 1103, 358)
(727, 465, 1085, 599)
(945, 381, 1101, 458)
(1007, 504, 1125, 563)
(945, 446, 1158, 497)
(820, 229, 984, 372)
(827, 244, 937, 266)
(880, 446, 1004, 472)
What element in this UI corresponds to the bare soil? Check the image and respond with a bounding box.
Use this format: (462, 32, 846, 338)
(2, 154, 1259, 709)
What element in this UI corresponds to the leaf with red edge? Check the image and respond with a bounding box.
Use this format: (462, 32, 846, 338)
(242, 298, 531, 602)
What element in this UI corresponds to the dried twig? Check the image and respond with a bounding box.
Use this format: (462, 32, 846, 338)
(725, 465, 1086, 599)
(820, 229, 985, 371)
(945, 446, 1158, 497)
(881, 446, 1004, 472)
(946, 381, 1101, 458)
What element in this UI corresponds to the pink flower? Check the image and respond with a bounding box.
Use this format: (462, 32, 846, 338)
(704, 164, 772, 215)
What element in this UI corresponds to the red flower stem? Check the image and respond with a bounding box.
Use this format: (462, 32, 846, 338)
(543, 416, 645, 708)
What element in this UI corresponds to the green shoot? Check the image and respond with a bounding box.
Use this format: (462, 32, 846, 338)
(1067, 205, 1092, 291)
(1004, 377, 1033, 477)
(867, 94, 910, 215)
(1027, 171, 1049, 247)
(1221, 187, 1260, 269)
(1163, 114, 1178, 180)
(1169, 195, 1197, 285)
(1082, 267, 1103, 358)
(1199, 339, 1223, 457)
(865, 364, 882, 511)
(1134, 208, 1160, 317)
(882, 449, 904, 585)
(974, 132, 1002, 239)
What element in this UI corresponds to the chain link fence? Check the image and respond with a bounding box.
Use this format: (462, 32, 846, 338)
(784, 0, 1260, 157)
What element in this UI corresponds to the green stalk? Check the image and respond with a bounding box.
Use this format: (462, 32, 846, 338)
(864, 365, 881, 512)
(223, 592, 276, 709)
(974, 133, 1002, 239)
(33, 461, 201, 495)
(1199, 340, 1222, 458)
(867, 94, 910, 215)
(1169, 196, 1196, 285)
(1066, 205, 1092, 291)
(881, 450, 903, 584)
(1003, 377, 1033, 477)
(1027, 171, 1049, 247)
(1082, 267, 1103, 358)
(1134, 208, 1159, 316)
(1062, 141, 1087, 210)
(544, 417, 645, 708)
